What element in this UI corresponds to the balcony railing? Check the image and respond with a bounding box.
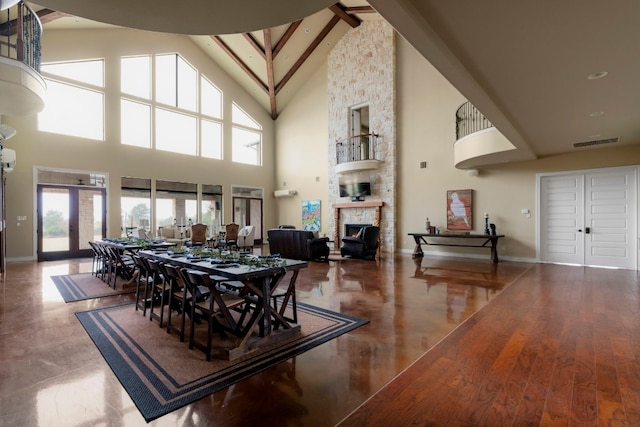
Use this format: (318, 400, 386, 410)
(0, 2, 42, 73)
(455, 101, 493, 140)
(336, 133, 379, 165)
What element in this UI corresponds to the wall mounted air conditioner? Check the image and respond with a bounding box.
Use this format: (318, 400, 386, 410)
(274, 189, 297, 198)
(0, 148, 16, 173)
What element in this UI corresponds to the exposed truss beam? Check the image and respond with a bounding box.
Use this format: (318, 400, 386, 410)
(263, 29, 277, 119)
(329, 3, 361, 28)
(37, 8, 70, 24)
(345, 6, 375, 14)
(243, 33, 266, 59)
(273, 20, 302, 58)
(210, 35, 268, 94)
(275, 15, 341, 95)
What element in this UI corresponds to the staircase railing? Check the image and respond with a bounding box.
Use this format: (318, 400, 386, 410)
(336, 133, 379, 165)
(0, 1, 42, 73)
(455, 101, 492, 140)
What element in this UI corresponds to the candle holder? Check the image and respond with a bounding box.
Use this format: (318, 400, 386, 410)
(484, 216, 490, 235)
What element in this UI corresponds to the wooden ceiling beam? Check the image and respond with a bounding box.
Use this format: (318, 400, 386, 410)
(329, 3, 361, 28)
(345, 6, 375, 14)
(272, 20, 302, 59)
(263, 29, 277, 119)
(210, 35, 268, 94)
(243, 33, 266, 59)
(37, 9, 71, 25)
(275, 15, 340, 95)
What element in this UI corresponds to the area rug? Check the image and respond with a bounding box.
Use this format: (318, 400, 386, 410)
(51, 273, 135, 302)
(76, 302, 367, 422)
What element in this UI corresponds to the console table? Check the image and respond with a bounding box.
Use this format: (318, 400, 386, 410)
(408, 233, 505, 263)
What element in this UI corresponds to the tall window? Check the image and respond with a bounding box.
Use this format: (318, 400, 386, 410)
(120, 177, 151, 237)
(232, 103, 262, 166)
(39, 60, 105, 141)
(120, 53, 224, 158)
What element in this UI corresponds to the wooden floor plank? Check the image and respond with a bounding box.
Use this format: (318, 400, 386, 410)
(340, 263, 640, 427)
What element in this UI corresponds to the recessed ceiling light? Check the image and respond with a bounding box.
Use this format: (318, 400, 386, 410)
(589, 111, 604, 117)
(304, 28, 310, 33)
(588, 71, 608, 80)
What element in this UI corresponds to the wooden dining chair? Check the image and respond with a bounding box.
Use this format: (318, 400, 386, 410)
(181, 269, 246, 361)
(132, 255, 152, 314)
(162, 263, 199, 342)
(146, 259, 168, 326)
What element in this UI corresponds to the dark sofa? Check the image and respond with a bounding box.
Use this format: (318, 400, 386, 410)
(267, 229, 330, 261)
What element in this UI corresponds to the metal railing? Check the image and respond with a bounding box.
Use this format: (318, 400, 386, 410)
(455, 101, 493, 140)
(336, 133, 379, 165)
(0, 2, 42, 73)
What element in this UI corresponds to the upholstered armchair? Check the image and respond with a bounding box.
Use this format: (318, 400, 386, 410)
(340, 226, 380, 260)
(189, 223, 208, 246)
(216, 223, 239, 250)
(238, 225, 256, 251)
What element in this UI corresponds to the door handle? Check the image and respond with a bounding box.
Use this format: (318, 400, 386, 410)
(577, 229, 582, 232)
(585, 227, 591, 234)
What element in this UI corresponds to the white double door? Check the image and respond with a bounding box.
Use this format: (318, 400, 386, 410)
(539, 166, 638, 269)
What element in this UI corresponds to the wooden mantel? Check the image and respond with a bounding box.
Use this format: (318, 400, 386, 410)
(332, 201, 385, 252)
(332, 201, 384, 209)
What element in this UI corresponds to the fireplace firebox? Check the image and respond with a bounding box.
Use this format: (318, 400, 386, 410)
(344, 223, 372, 238)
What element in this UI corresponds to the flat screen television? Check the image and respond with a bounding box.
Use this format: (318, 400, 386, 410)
(339, 182, 371, 197)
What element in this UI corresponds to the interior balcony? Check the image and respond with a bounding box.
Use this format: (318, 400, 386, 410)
(0, 1, 46, 117)
(335, 133, 381, 175)
(454, 101, 519, 169)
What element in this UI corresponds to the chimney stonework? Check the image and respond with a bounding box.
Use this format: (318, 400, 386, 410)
(328, 21, 396, 253)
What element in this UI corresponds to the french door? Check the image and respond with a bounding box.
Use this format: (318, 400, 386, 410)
(232, 196, 263, 245)
(539, 166, 638, 269)
(37, 185, 106, 260)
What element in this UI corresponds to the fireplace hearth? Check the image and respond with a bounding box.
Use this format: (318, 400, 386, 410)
(344, 223, 372, 237)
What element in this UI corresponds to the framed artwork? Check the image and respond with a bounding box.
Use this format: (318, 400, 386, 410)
(302, 200, 321, 231)
(447, 189, 472, 230)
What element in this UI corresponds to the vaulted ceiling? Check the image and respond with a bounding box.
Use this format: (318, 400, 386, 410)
(28, 0, 640, 161)
(32, 1, 377, 119)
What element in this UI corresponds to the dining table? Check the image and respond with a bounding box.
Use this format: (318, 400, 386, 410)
(138, 250, 308, 360)
(100, 238, 176, 254)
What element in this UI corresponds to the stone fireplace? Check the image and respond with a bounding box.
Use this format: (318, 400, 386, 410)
(327, 21, 396, 254)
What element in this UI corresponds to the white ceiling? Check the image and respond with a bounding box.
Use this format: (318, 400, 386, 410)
(30, 0, 640, 162)
(369, 0, 640, 160)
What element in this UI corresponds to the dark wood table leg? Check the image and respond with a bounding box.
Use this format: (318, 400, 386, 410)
(490, 237, 499, 263)
(412, 235, 424, 258)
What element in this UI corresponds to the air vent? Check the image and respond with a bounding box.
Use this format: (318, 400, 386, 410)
(573, 137, 619, 148)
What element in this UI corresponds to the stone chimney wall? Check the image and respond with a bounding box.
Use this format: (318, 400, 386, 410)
(327, 20, 396, 252)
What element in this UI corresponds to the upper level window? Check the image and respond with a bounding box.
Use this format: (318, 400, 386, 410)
(201, 76, 222, 119)
(42, 59, 104, 86)
(232, 103, 261, 166)
(39, 59, 105, 141)
(121, 56, 151, 99)
(155, 54, 197, 112)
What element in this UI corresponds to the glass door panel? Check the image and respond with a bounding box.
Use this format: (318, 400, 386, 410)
(38, 185, 106, 260)
(41, 187, 70, 252)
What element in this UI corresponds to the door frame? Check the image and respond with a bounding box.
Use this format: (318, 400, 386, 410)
(37, 184, 107, 261)
(537, 165, 639, 270)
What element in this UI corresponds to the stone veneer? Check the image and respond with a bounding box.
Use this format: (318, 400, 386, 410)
(327, 20, 396, 252)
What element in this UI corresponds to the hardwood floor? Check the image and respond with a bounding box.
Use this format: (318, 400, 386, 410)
(0, 251, 638, 426)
